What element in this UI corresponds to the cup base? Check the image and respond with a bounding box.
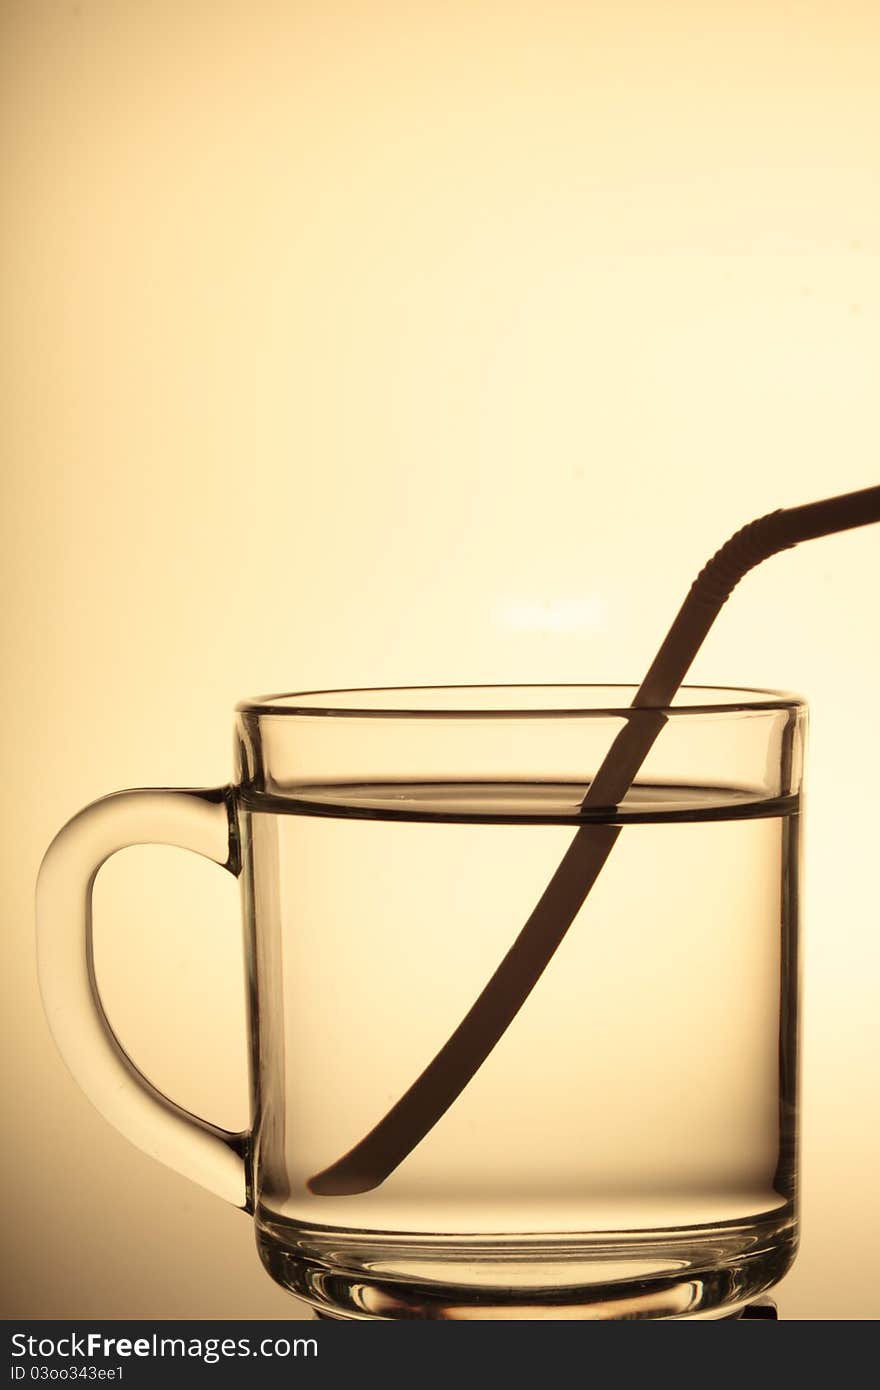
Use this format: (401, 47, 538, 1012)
(256, 1212, 796, 1320)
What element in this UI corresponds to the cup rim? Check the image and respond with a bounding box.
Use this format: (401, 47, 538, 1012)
(235, 683, 807, 720)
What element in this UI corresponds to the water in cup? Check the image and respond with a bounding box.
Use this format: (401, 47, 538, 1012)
(244, 776, 798, 1316)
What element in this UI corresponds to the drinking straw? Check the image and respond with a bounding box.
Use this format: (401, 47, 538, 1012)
(309, 483, 880, 1196)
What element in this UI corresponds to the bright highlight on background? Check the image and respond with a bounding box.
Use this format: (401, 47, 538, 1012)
(1, 0, 878, 1319)
(497, 597, 609, 633)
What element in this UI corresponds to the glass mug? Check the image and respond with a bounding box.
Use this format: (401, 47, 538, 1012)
(36, 685, 804, 1320)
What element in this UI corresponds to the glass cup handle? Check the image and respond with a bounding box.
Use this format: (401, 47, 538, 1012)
(35, 786, 250, 1210)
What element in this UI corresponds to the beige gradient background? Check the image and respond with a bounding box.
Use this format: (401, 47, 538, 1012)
(2, 0, 878, 1319)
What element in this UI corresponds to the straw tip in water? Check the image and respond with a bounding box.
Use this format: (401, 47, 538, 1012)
(307, 1165, 379, 1197)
